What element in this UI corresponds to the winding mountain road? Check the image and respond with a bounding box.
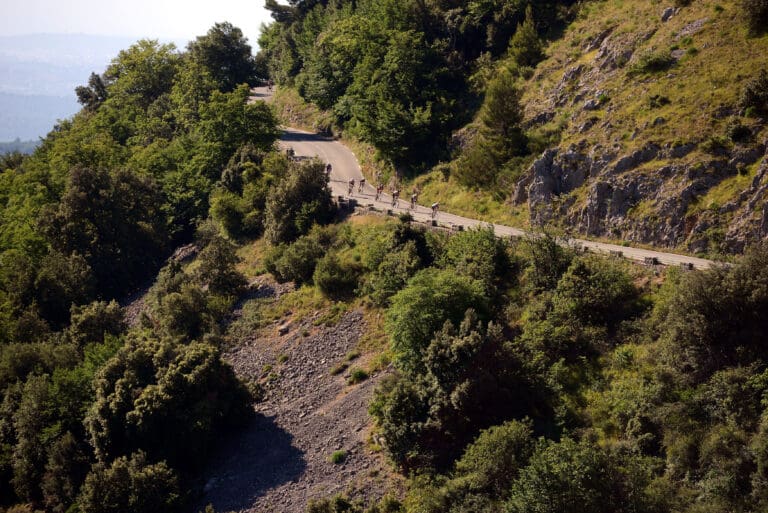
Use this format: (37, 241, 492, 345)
(252, 87, 716, 270)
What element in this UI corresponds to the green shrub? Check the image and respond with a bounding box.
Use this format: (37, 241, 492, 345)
(313, 252, 360, 299)
(264, 238, 324, 285)
(347, 368, 369, 385)
(739, 69, 768, 113)
(628, 50, 675, 75)
(385, 268, 489, 371)
(727, 119, 752, 143)
(328, 450, 347, 464)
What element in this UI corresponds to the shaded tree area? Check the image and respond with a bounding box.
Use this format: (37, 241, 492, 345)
(0, 23, 277, 513)
(259, 0, 574, 171)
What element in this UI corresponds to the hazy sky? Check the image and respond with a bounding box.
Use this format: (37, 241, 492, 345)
(1, 0, 274, 46)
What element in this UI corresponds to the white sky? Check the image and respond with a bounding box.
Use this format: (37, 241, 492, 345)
(0, 0, 274, 46)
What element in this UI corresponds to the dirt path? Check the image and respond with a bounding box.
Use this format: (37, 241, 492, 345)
(199, 285, 398, 512)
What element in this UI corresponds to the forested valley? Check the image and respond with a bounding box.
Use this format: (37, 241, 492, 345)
(1, 0, 768, 512)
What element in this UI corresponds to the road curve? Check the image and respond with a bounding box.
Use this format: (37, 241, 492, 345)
(253, 87, 716, 270)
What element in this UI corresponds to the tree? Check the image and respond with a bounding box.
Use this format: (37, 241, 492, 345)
(187, 22, 258, 92)
(314, 251, 360, 299)
(40, 167, 166, 297)
(454, 420, 535, 497)
(506, 438, 651, 513)
(193, 235, 246, 297)
(195, 85, 280, 180)
(77, 451, 182, 513)
(104, 40, 179, 108)
(508, 5, 544, 68)
(86, 337, 251, 467)
(264, 159, 335, 244)
(75, 72, 109, 112)
(66, 301, 125, 348)
(41, 432, 89, 513)
(551, 256, 638, 328)
(385, 268, 488, 371)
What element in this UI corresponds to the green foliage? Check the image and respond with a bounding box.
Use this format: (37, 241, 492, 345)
(373, 309, 552, 472)
(439, 227, 515, 295)
(314, 251, 361, 299)
(508, 6, 544, 68)
(506, 438, 660, 513)
(328, 450, 347, 464)
(187, 22, 258, 92)
(454, 420, 535, 496)
(551, 256, 639, 328)
(522, 233, 574, 292)
(194, 235, 247, 296)
(264, 159, 335, 244)
(456, 66, 528, 188)
(628, 49, 676, 75)
(85, 336, 251, 468)
(739, 69, 768, 114)
(385, 268, 489, 372)
(659, 243, 768, 383)
(264, 226, 334, 285)
(66, 301, 126, 348)
(77, 451, 182, 513)
(347, 368, 369, 385)
(40, 167, 166, 298)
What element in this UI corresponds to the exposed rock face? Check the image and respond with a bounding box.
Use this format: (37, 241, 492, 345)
(723, 147, 768, 251)
(514, 142, 768, 252)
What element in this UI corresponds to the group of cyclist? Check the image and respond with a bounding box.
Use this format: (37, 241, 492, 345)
(338, 166, 439, 219)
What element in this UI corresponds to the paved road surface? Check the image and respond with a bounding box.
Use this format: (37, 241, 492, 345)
(253, 87, 716, 270)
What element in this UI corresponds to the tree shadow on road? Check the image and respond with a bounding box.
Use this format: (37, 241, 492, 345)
(197, 413, 306, 512)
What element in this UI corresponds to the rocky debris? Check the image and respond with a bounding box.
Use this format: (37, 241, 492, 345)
(670, 49, 686, 60)
(584, 27, 614, 52)
(677, 18, 709, 39)
(199, 309, 398, 513)
(583, 98, 600, 111)
(596, 31, 643, 70)
(169, 243, 199, 263)
(661, 7, 676, 22)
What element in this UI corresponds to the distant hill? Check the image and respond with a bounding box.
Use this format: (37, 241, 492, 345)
(0, 34, 186, 140)
(0, 92, 79, 141)
(0, 138, 39, 154)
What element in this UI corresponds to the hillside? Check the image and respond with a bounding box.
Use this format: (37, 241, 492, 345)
(259, 0, 768, 258)
(515, 0, 768, 255)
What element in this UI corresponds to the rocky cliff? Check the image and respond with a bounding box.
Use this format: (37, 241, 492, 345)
(514, 0, 768, 254)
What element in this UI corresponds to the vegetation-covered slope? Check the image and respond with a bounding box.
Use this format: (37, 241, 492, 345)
(260, 0, 768, 257)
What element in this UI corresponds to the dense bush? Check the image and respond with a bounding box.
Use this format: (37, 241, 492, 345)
(385, 269, 489, 371)
(86, 337, 251, 468)
(739, 69, 768, 114)
(264, 159, 335, 244)
(77, 451, 182, 513)
(314, 251, 361, 299)
(372, 310, 552, 472)
(742, 0, 768, 32)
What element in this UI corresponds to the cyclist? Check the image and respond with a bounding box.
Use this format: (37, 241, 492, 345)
(358, 178, 366, 193)
(410, 192, 418, 210)
(392, 189, 400, 208)
(375, 184, 383, 201)
(348, 179, 355, 196)
(431, 202, 439, 219)
(326, 163, 332, 176)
